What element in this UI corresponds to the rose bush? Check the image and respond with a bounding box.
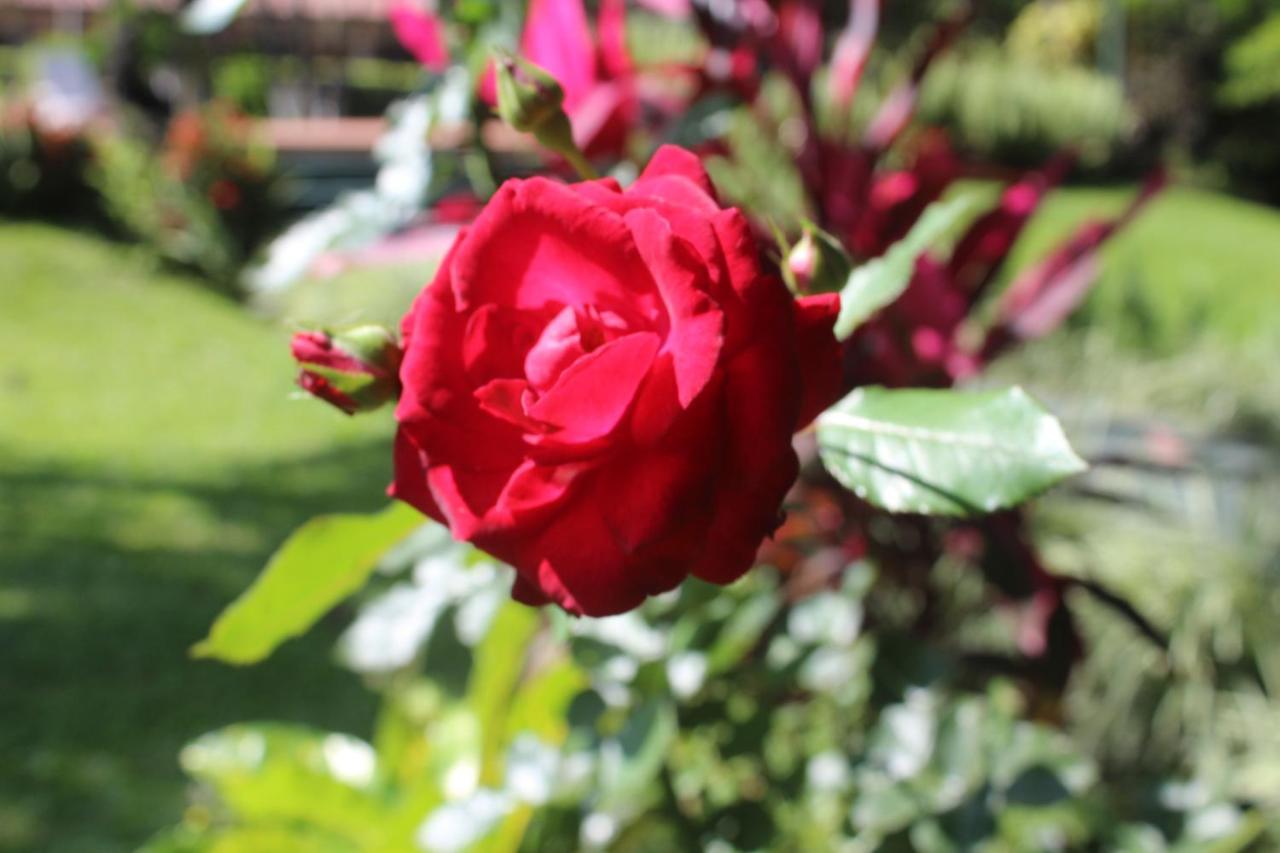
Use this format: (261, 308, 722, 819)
(390, 145, 840, 616)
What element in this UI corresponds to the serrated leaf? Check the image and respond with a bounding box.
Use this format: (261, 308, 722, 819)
(835, 194, 976, 339)
(817, 386, 1086, 516)
(193, 503, 425, 664)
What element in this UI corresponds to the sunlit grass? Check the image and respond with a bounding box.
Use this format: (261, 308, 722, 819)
(0, 221, 396, 852)
(1008, 185, 1280, 352)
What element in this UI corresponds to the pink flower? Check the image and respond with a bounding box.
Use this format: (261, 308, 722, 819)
(389, 1, 449, 72)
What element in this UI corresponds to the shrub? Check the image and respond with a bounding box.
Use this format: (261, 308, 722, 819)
(90, 102, 288, 292)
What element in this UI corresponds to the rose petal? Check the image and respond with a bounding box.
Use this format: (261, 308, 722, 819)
(451, 178, 660, 327)
(624, 208, 724, 408)
(570, 80, 637, 159)
(528, 330, 660, 444)
(633, 144, 719, 203)
(518, 498, 650, 616)
(428, 458, 585, 540)
(710, 208, 775, 354)
(601, 373, 721, 553)
(462, 303, 541, 382)
(389, 430, 444, 522)
(523, 305, 588, 393)
(792, 292, 842, 426)
(511, 573, 552, 607)
(397, 242, 528, 472)
(694, 335, 802, 585)
(474, 377, 545, 433)
(597, 0, 633, 78)
(389, 2, 450, 71)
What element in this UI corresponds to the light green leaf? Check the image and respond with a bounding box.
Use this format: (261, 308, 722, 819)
(468, 602, 542, 784)
(505, 660, 588, 745)
(193, 503, 425, 664)
(834, 194, 977, 339)
(817, 386, 1086, 516)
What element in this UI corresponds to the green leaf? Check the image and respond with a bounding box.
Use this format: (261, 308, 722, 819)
(505, 659, 588, 745)
(467, 602, 542, 784)
(817, 386, 1086, 516)
(193, 503, 425, 664)
(834, 195, 977, 340)
(705, 591, 780, 675)
(597, 699, 678, 815)
(850, 780, 923, 835)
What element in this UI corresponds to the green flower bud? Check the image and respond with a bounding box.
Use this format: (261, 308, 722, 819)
(493, 50, 595, 179)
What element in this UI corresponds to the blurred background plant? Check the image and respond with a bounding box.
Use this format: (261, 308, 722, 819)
(90, 101, 288, 291)
(3, 0, 1280, 851)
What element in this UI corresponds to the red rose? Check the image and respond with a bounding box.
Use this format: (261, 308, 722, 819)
(392, 145, 840, 616)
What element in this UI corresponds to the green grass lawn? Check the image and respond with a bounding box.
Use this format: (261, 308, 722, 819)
(988, 184, 1280, 439)
(0, 222, 399, 852)
(1003, 185, 1280, 353)
(0, 182, 1278, 852)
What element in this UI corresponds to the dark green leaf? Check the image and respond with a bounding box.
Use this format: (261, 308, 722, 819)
(193, 503, 424, 664)
(817, 386, 1086, 516)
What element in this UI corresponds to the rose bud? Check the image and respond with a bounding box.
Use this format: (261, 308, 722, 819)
(391, 145, 842, 616)
(785, 223, 851, 295)
(493, 51, 595, 178)
(495, 53, 572, 140)
(291, 326, 403, 415)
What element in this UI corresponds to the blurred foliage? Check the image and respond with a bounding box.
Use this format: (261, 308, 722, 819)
(210, 54, 429, 118)
(90, 102, 288, 292)
(1220, 12, 1280, 107)
(1007, 0, 1103, 67)
(7, 2, 1280, 851)
(149, 530, 1274, 850)
(0, 99, 100, 220)
(918, 46, 1133, 168)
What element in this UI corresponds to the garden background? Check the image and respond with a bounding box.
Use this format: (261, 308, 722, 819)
(2, 0, 1280, 850)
